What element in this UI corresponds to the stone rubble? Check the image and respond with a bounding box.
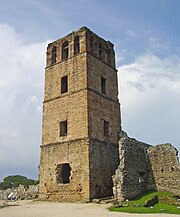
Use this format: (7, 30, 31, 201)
(0, 185, 38, 201)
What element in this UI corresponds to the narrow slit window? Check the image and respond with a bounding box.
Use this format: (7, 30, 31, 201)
(61, 75, 68, 94)
(60, 120, 67, 136)
(104, 120, 109, 136)
(105, 48, 111, 65)
(52, 46, 57, 65)
(74, 36, 80, 55)
(138, 171, 146, 183)
(89, 35, 94, 53)
(99, 43, 103, 59)
(62, 41, 69, 60)
(101, 77, 106, 95)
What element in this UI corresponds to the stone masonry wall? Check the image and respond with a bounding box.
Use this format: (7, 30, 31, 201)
(87, 53, 121, 145)
(88, 91, 120, 144)
(113, 137, 152, 203)
(148, 144, 180, 196)
(42, 90, 88, 145)
(41, 28, 90, 201)
(39, 138, 90, 201)
(44, 52, 87, 102)
(86, 28, 115, 68)
(89, 139, 119, 200)
(46, 27, 86, 68)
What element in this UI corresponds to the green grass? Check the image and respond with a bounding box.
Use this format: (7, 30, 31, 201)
(109, 191, 180, 214)
(127, 191, 173, 205)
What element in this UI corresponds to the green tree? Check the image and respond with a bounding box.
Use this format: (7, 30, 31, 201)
(0, 175, 38, 190)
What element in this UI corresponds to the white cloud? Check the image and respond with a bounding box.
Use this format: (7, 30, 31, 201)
(148, 37, 169, 52)
(118, 54, 180, 151)
(0, 23, 48, 180)
(37, 105, 42, 113)
(30, 96, 38, 103)
(126, 30, 137, 38)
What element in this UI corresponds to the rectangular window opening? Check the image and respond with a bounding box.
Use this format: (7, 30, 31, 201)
(104, 120, 109, 137)
(61, 75, 68, 94)
(56, 163, 71, 184)
(101, 77, 106, 95)
(60, 120, 67, 136)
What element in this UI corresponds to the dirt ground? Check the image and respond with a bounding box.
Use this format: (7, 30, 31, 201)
(0, 200, 178, 217)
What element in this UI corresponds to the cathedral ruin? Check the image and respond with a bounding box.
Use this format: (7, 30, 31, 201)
(39, 27, 180, 202)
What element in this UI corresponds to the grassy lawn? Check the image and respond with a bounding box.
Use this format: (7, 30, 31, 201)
(109, 191, 180, 214)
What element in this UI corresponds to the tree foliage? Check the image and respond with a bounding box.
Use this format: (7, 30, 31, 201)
(0, 175, 38, 189)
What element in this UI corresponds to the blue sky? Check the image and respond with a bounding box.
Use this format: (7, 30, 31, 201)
(0, 0, 180, 181)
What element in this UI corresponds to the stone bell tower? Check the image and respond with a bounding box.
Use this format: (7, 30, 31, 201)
(39, 27, 121, 201)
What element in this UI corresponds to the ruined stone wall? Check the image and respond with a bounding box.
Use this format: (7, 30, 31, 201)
(0, 185, 38, 201)
(113, 137, 180, 203)
(113, 137, 152, 203)
(39, 138, 90, 201)
(89, 139, 119, 199)
(148, 144, 180, 196)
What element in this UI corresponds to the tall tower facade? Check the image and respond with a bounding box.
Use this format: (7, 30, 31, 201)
(39, 27, 121, 201)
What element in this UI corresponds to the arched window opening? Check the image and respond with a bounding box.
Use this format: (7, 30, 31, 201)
(74, 36, 80, 55)
(52, 46, 57, 65)
(62, 41, 69, 60)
